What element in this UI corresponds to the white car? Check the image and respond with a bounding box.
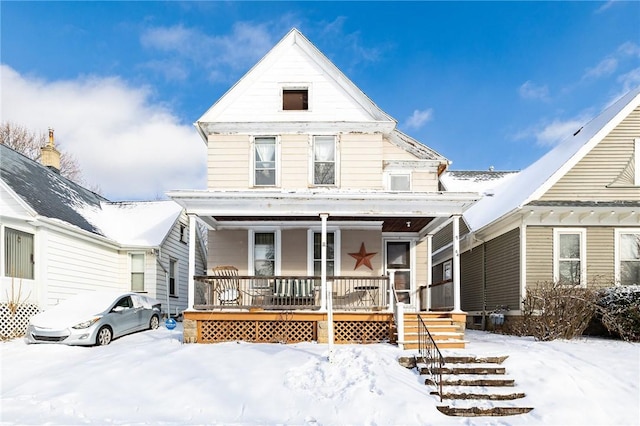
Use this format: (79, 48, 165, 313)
(26, 291, 161, 346)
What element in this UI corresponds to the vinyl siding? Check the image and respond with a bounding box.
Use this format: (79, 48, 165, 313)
(45, 230, 122, 307)
(461, 247, 484, 312)
(342, 230, 382, 275)
(208, 230, 249, 273)
(484, 228, 520, 310)
(340, 133, 383, 189)
(280, 134, 309, 188)
(526, 226, 616, 289)
(207, 134, 250, 189)
(541, 106, 640, 201)
(281, 229, 308, 274)
(526, 226, 553, 285)
(432, 220, 471, 252)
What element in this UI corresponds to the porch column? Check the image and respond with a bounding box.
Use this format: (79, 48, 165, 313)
(187, 214, 196, 310)
(426, 234, 433, 311)
(452, 215, 461, 312)
(320, 213, 329, 311)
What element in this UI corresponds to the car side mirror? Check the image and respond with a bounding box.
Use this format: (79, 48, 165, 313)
(113, 306, 125, 313)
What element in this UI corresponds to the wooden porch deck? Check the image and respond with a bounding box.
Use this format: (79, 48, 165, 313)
(183, 310, 467, 349)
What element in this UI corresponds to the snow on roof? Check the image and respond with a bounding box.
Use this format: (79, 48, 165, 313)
(80, 200, 182, 247)
(440, 170, 519, 194)
(464, 86, 640, 232)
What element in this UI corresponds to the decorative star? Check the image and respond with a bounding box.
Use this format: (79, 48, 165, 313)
(348, 243, 377, 270)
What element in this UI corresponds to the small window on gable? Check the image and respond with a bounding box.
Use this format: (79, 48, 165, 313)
(283, 88, 308, 110)
(389, 174, 411, 191)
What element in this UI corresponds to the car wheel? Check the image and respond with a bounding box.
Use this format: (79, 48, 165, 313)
(149, 315, 159, 330)
(96, 326, 113, 346)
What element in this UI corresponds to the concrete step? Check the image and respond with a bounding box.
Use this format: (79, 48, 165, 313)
(421, 365, 506, 375)
(436, 405, 534, 417)
(427, 377, 515, 387)
(444, 355, 508, 364)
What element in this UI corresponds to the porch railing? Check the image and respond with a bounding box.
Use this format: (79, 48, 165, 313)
(416, 315, 444, 402)
(193, 275, 389, 310)
(429, 280, 454, 311)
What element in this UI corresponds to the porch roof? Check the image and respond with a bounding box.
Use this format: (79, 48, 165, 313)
(167, 189, 480, 233)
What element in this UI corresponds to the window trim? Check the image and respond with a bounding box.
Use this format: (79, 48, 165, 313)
(248, 229, 281, 275)
(251, 136, 280, 187)
(130, 252, 146, 292)
(443, 260, 452, 281)
(386, 171, 412, 192)
(280, 84, 311, 111)
(553, 228, 587, 287)
(169, 258, 178, 297)
(3, 226, 35, 280)
(615, 228, 640, 286)
(310, 135, 339, 187)
(307, 229, 341, 276)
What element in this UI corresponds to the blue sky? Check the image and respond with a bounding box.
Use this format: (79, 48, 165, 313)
(2, 1, 639, 200)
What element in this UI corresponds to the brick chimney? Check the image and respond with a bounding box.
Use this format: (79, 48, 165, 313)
(41, 128, 61, 172)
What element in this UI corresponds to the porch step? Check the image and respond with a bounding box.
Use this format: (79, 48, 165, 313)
(398, 313, 467, 350)
(402, 354, 533, 417)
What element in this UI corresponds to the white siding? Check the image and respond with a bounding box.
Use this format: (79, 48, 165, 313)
(209, 45, 372, 124)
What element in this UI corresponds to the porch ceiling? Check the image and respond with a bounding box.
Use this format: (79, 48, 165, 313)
(209, 215, 433, 233)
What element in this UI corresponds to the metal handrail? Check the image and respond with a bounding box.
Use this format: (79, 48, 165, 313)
(416, 315, 445, 402)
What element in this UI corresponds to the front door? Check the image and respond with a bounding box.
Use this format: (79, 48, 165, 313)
(386, 241, 413, 308)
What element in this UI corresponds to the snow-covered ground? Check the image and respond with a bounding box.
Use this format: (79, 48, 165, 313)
(1, 324, 638, 425)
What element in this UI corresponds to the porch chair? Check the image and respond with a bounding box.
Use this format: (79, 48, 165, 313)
(211, 265, 241, 306)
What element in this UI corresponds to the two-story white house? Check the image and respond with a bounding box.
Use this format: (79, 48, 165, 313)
(169, 28, 479, 348)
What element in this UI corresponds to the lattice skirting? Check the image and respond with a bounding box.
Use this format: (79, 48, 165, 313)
(1, 303, 40, 340)
(198, 319, 394, 344)
(334, 320, 394, 344)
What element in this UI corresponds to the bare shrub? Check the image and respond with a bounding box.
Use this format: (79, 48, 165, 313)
(518, 281, 598, 341)
(596, 285, 640, 342)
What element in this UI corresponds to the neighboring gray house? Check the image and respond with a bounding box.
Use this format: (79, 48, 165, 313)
(432, 87, 640, 328)
(0, 139, 206, 336)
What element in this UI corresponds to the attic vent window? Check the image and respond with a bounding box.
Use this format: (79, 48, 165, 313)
(283, 88, 308, 110)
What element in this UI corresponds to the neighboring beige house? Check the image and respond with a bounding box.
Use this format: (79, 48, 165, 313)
(0, 138, 206, 338)
(169, 28, 479, 347)
(432, 87, 640, 328)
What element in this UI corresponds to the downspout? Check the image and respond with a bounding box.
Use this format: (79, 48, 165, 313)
(154, 248, 171, 319)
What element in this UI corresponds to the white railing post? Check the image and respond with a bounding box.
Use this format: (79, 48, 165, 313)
(452, 215, 461, 312)
(396, 302, 405, 350)
(188, 214, 196, 310)
(387, 270, 395, 312)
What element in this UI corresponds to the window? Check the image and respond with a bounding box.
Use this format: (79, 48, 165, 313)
(253, 232, 275, 276)
(635, 138, 639, 186)
(389, 173, 411, 191)
(254, 136, 277, 186)
(554, 229, 586, 286)
(313, 136, 336, 185)
(4, 227, 34, 279)
(617, 230, 640, 285)
(283, 88, 308, 110)
(169, 258, 177, 296)
(313, 232, 335, 276)
(179, 224, 187, 244)
(443, 260, 452, 281)
(131, 253, 145, 292)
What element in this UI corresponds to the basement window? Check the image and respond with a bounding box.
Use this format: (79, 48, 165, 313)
(283, 88, 308, 110)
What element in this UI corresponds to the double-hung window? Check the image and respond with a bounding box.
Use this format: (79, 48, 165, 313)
(617, 230, 640, 285)
(253, 232, 276, 276)
(254, 136, 277, 186)
(554, 229, 586, 286)
(131, 253, 145, 291)
(4, 227, 34, 279)
(313, 136, 336, 185)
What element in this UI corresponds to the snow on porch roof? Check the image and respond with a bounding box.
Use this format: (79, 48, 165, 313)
(79, 201, 183, 247)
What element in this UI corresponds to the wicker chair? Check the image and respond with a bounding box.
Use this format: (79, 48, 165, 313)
(211, 265, 241, 306)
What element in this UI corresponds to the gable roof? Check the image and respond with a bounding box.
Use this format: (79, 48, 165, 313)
(0, 144, 182, 247)
(195, 28, 448, 165)
(464, 86, 640, 232)
(1, 143, 106, 234)
(196, 28, 395, 131)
